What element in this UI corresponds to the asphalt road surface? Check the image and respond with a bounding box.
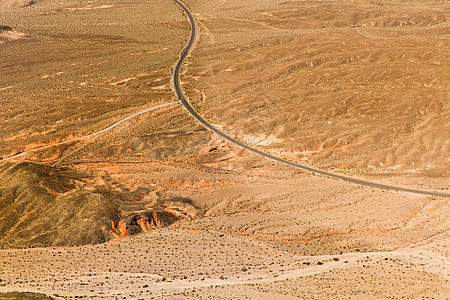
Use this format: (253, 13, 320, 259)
(171, 0, 449, 198)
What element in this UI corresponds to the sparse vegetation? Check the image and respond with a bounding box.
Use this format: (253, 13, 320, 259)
(0, 0, 447, 298)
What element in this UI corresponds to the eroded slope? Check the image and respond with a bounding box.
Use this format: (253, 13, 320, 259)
(183, 0, 449, 173)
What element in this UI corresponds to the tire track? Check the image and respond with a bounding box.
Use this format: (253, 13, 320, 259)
(0, 101, 180, 163)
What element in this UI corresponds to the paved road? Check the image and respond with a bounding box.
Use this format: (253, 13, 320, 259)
(0, 101, 180, 163)
(171, 0, 449, 198)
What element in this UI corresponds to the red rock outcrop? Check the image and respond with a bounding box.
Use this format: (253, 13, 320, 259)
(110, 220, 129, 238)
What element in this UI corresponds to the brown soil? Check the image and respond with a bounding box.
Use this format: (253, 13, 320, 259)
(0, 0, 448, 298)
(183, 0, 449, 173)
(0, 291, 53, 300)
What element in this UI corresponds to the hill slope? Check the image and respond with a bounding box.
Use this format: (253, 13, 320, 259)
(0, 162, 121, 248)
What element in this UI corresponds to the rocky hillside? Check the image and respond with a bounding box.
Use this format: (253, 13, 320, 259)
(0, 162, 201, 248)
(0, 162, 122, 248)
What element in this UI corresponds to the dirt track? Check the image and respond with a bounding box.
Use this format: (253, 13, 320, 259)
(1, 229, 448, 299)
(0, 0, 448, 298)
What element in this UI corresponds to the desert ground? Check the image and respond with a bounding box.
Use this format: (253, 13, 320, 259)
(0, 0, 449, 299)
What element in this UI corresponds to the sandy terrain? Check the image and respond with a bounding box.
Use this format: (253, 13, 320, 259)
(0, 0, 449, 299)
(183, 0, 449, 173)
(0, 0, 32, 11)
(1, 158, 448, 298)
(0, 0, 187, 160)
(1, 228, 448, 299)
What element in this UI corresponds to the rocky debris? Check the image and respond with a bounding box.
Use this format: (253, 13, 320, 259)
(110, 197, 202, 239)
(110, 212, 163, 238)
(129, 211, 162, 233)
(110, 220, 128, 238)
(135, 213, 157, 232)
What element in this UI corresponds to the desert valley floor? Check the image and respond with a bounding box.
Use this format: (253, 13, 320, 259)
(0, 0, 449, 299)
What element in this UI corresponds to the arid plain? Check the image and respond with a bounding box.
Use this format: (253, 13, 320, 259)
(0, 0, 449, 299)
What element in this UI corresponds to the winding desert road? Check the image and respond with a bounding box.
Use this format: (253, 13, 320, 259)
(171, 0, 449, 198)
